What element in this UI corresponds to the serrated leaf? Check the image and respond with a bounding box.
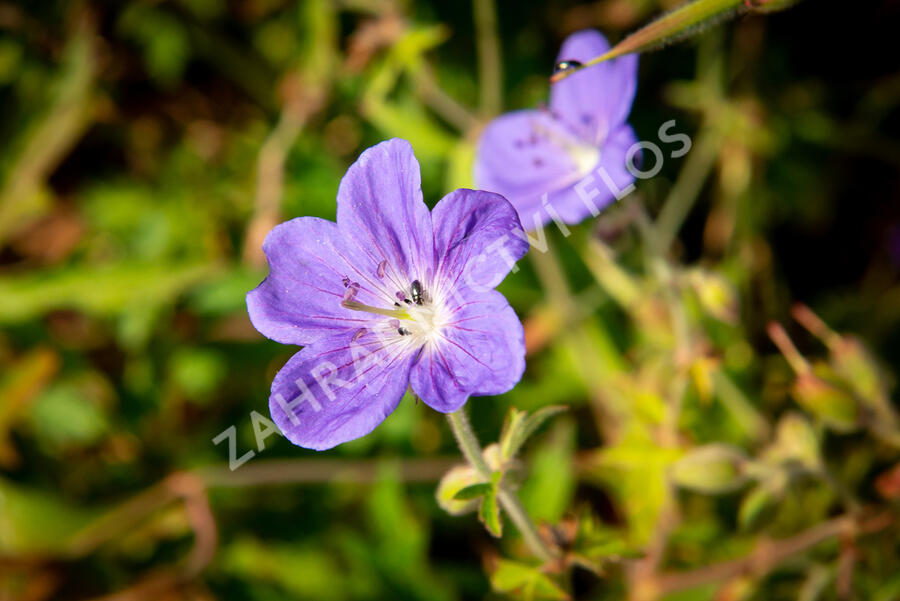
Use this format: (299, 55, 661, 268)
(491, 559, 570, 601)
(453, 482, 492, 501)
(479, 490, 502, 538)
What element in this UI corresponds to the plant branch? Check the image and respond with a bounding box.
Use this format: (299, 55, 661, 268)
(473, 0, 502, 116)
(447, 408, 555, 561)
(651, 510, 894, 596)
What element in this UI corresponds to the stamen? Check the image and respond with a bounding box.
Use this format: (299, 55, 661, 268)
(398, 327, 411, 336)
(342, 299, 410, 319)
(376, 260, 387, 278)
(351, 328, 366, 342)
(343, 284, 359, 303)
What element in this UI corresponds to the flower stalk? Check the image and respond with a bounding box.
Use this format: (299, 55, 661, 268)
(447, 408, 555, 561)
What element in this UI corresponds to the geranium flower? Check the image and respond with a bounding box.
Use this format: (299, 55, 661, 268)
(474, 29, 639, 228)
(247, 139, 528, 450)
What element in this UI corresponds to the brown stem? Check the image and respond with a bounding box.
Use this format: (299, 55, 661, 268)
(650, 510, 893, 596)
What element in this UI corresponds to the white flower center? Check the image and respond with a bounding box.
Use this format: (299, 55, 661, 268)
(341, 276, 451, 348)
(530, 117, 600, 178)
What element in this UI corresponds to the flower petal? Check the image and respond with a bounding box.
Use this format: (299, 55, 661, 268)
(543, 124, 638, 225)
(474, 110, 584, 227)
(411, 290, 525, 413)
(269, 331, 415, 450)
(431, 188, 529, 294)
(247, 217, 387, 346)
(550, 30, 638, 144)
(337, 138, 434, 288)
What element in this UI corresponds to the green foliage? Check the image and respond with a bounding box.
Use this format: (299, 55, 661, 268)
(490, 559, 569, 601)
(0, 1, 898, 600)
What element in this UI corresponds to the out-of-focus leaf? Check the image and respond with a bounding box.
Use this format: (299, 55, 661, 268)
(367, 464, 453, 601)
(28, 379, 110, 447)
(592, 422, 681, 543)
(0, 478, 101, 555)
(792, 372, 858, 432)
(188, 269, 265, 316)
(686, 268, 739, 324)
(570, 514, 640, 572)
(169, 347, 227, 401)
(763, 412, 820, 471)
(0, 347, 58, 466)
(520, 420, 576, 524)
(738, 473, 786, 531)
(118, 5, 190, 86)
(0, 262, 217, 323)
(0, 23, 94, 243)
(671, 443, 748, 494)
(360, 26, 455, 161)
(219, 537, 346, 601)
(490, 558, 569, 601)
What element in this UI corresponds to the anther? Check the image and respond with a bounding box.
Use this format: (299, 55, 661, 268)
(343, 285, 359, 303)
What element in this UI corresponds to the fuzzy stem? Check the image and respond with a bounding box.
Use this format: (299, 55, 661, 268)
(447, 408, 555, 561)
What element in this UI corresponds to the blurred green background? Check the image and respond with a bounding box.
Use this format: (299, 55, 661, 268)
(1, 0, 899, 599)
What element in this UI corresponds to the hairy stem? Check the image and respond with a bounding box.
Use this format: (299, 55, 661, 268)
(447, 408, 555, 561)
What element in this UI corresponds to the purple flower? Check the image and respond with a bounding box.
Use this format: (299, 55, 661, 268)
(474, 30, 639, 229)
(246, 139, 529, 450)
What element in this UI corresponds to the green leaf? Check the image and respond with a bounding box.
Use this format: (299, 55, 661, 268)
(490, 559, 569, 601)
(520, 419, 576, 523)
(500, 405, 567, 461)
(0, 262, 216, 323)
(219, 537, 347, 601)
(670, 443, 748, 494)
(739, 474, 786, 531)
(453, 482, 492, 501)
(0, 477, 101, 554)
(479, 489, 502, 538)
(792, 373, 858, 432)
(436, 465, 481, 516)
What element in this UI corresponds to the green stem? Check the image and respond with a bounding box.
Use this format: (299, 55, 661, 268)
(473, 0, 502, 116)
(654, 130, 718, 252)
(447, 409, 555, 561)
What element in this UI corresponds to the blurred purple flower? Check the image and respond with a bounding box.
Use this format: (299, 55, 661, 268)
(247, 139, 528, 450)
(474, 30, 639, 229)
